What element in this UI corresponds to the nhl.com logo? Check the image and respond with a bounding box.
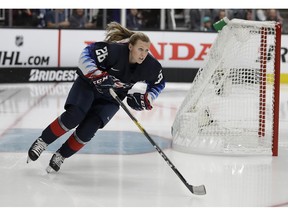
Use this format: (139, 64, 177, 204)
(15, 35, 24, 47)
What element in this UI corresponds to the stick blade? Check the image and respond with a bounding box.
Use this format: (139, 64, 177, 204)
(188, 184, 206, 195)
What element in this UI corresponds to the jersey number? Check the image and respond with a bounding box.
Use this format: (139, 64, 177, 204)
(155, 70, 163, 84)
(95, 46, 108, 63)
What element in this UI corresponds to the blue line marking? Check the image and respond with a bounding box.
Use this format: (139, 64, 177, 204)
(0, 129, 171, 155)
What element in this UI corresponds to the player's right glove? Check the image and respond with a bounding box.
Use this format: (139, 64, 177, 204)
(89, 72, 120, 95)
(126, 92, 153, 111)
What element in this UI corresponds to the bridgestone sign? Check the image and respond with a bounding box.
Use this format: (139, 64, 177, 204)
(0, 67, 78, 83)
(29, 69, 78, 82)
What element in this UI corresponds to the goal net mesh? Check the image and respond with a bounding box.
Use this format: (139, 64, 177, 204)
(172, 19, 280, 155)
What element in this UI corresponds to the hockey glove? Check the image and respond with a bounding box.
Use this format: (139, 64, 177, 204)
(90, 72, 121, 95)
(127, 93, 153, 111)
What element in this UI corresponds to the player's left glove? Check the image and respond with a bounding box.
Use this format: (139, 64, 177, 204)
(126, 93, 153, 111)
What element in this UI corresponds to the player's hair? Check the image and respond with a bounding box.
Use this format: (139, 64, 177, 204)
(105, 22, 150, 45)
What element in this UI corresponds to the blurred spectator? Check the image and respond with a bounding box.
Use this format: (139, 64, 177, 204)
(36, 9, 47, 28)
(69, 9, 96, 28)
(201, 16, 215, 32)
(109, 9, 121, 23)
(141, 9, 160, 29)
(266, 9, 284, 33)
(231, 9, 246, 19)
(213, 9, 227, 23)
(94, 9, 105, 28)
(12, 9, 38, 27)
(3, 8, 288, 33)
(186, 9, 217, 31)
(187, 9, 201, 31)
(266, 9, 283, 24)
(45, 9, 70, 28)
(94, 9, 120, 29)
(256, 9, 267, 21)
(244, 9, 254, 21)
(126, 9, 143, 30)
(88, 9, 99, 27)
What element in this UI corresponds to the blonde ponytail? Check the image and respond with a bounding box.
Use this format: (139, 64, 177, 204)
(105, 22, 135, 42)
(105, 22, 150, 45)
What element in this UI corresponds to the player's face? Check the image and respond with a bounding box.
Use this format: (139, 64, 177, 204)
(129, 40, 150, 64)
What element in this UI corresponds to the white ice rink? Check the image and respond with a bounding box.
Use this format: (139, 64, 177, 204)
(0, 82, 288, 208)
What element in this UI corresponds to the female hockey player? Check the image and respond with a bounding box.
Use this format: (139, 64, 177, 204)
(27, 22, 165, 173)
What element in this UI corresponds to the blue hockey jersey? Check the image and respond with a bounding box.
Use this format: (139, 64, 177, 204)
(77, 41, 165, 100)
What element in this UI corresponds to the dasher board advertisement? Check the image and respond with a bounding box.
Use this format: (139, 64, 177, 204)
(0, 28, 288, 83)
(0, 29, 58, 67)
(60, 29, 216, 69)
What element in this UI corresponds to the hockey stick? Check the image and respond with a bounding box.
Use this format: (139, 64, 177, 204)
(109, 88, 206, 195)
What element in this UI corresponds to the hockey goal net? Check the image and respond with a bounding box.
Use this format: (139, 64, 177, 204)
(172, 19, 281, 156)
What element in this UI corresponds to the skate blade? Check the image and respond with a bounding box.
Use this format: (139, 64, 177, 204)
(46, 166, 54, 173)
(26, 156, 32, 163)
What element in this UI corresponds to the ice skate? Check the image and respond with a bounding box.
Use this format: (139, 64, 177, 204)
(46, 151, 65, 173)
(27, 137, 48, 163)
